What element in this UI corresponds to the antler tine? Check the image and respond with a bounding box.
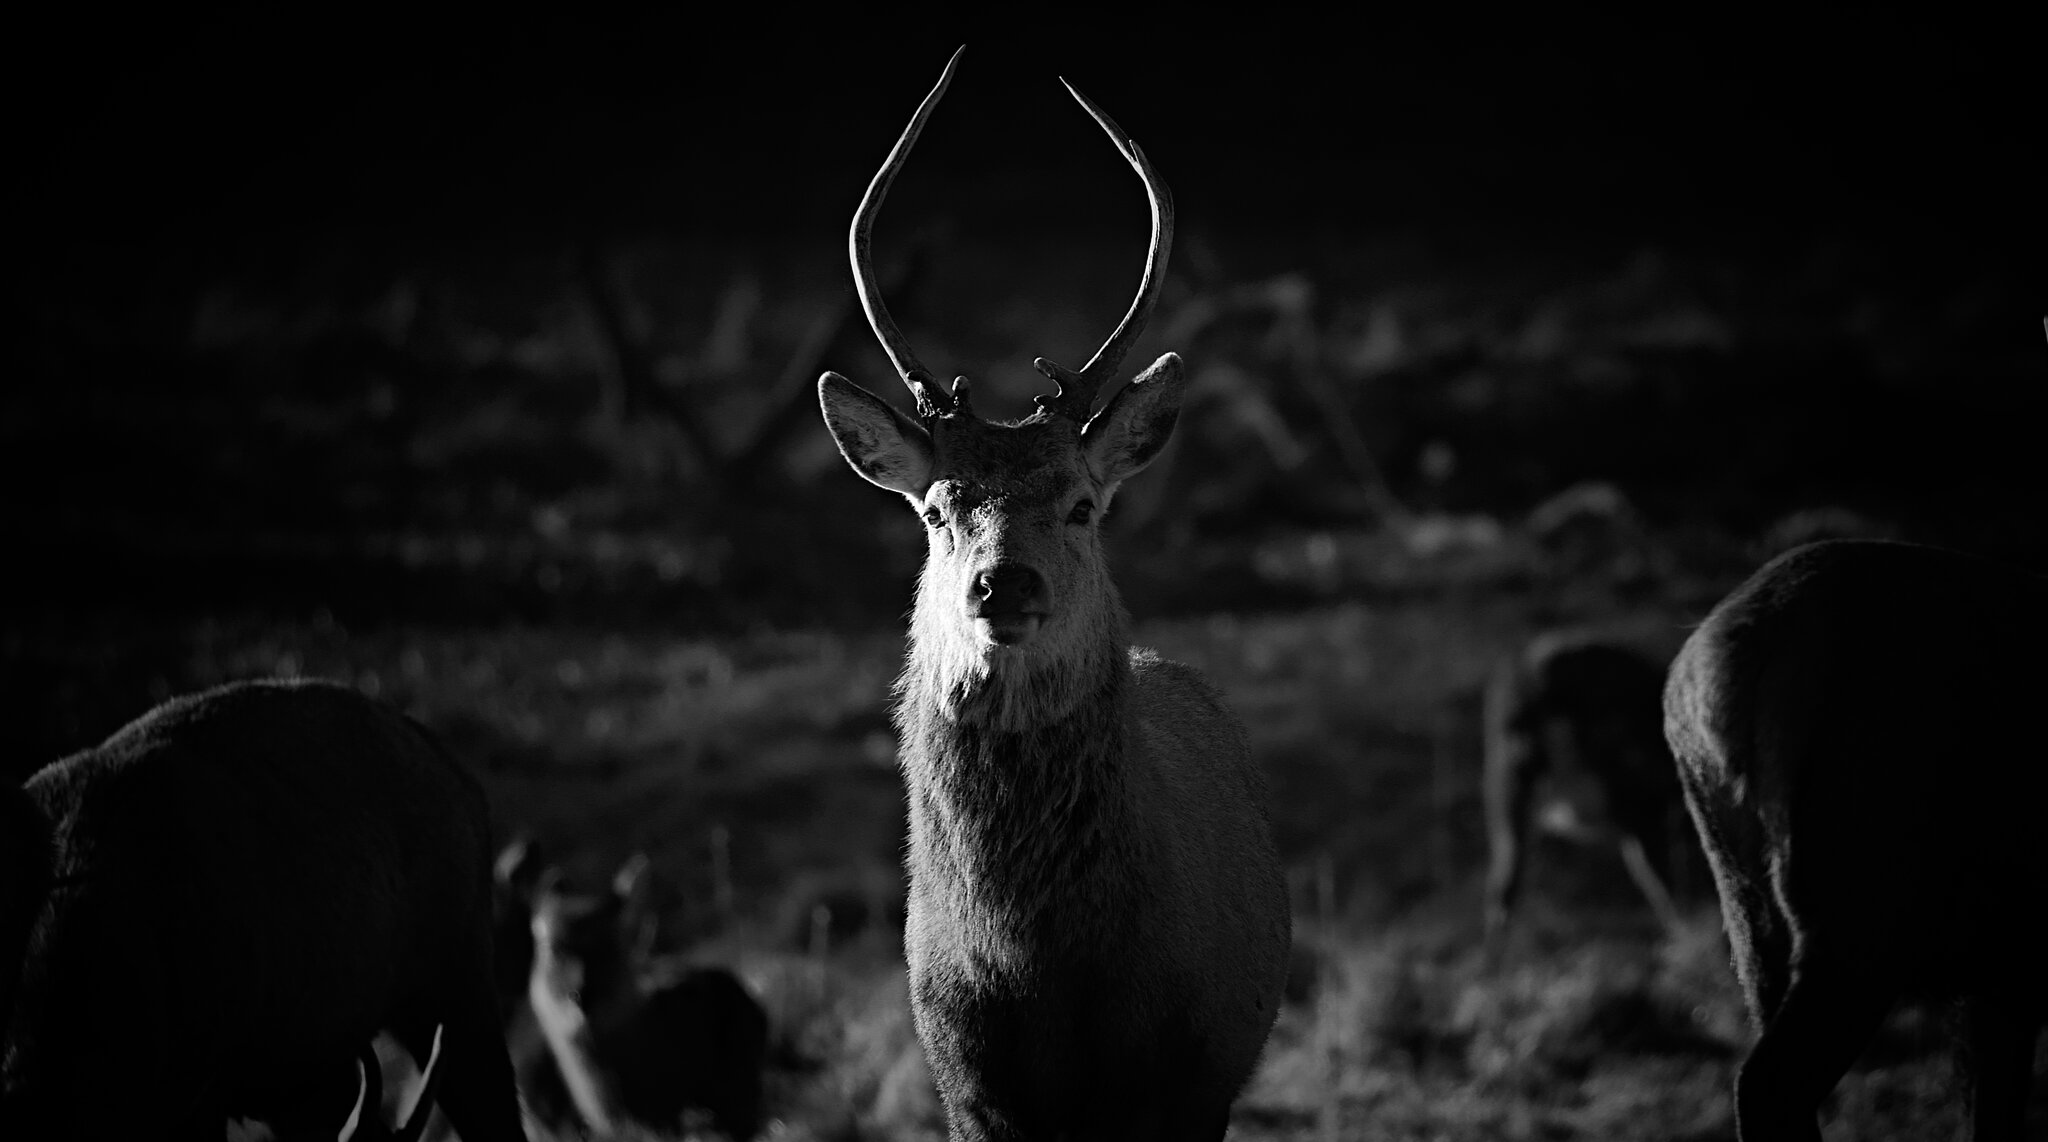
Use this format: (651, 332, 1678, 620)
(1034, 77, 1176, 423)
(851, 45, 964, 420)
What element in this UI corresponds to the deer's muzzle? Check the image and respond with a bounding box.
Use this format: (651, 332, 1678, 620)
(968, 562, 1048, 646)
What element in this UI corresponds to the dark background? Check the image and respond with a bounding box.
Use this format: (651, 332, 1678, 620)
(20, 13, 2044, 244)
(7, 12, 2045, 767)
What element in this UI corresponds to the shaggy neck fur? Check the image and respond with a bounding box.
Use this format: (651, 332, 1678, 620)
(895, 560, 1141, 945)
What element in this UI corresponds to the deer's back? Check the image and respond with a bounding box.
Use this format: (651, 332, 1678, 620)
(1665, 540, 2048, 976)
(1668, 540, 2048, 786)
(7, 678, 496, 1111)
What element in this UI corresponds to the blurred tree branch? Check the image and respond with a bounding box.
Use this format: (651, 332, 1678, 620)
(575, 227, 938, 491)
(1117, 254, 1413, 539)
(723, 225, 941, 486)
(577, 240, 722, 474)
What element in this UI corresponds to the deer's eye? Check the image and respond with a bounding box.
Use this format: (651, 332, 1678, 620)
(1067, 499, 1096, 526)
(922, 506, 944, 529)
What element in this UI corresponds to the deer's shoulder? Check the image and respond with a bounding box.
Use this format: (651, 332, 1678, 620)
(1127, 647, 1247, 753)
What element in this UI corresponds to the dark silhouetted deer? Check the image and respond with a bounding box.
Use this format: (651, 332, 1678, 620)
(1482, 631, 1690, 946)
(524, 865, 769, 1140)
(1665, 539, 2048, 1141)
(815, 47, 1291, 1141)
(0, 678, 527, 1141)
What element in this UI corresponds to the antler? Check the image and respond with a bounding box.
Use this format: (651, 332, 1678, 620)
(1033, 79, 1175, 423)
(851, 45, 962, 420)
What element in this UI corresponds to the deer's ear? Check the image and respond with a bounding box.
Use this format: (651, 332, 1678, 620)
(495, 836, 545, 904)
(611, 851, 651, 904)
(819, 372, 934, 497)
(1082, 352, 1184, 488)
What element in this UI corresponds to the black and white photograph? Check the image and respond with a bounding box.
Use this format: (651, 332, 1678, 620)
(5, 11, 2045, 1141)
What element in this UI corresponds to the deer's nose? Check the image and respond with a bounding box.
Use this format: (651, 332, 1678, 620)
(971, 563, 1046, 617)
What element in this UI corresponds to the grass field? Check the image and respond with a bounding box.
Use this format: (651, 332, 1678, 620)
(18, 571, 2041, 1141)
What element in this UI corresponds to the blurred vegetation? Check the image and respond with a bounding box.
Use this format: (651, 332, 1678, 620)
(9, 218, 2043, 753)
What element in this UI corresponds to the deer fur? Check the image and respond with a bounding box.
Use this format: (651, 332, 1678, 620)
(819, 49, 1289, 1140)
(1482, 631, 1691, 945)
(825, 357, 1291, 1141)
(0, 678, 526, 1141)
(1665, 539, 2048, 1141)
(822, 332, 1290, 1142)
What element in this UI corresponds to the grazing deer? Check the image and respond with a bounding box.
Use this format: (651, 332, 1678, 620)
(815, 47, 1291, 1141)
(0, 679, 527, 1142)
(1665, 539, 2048, 1141)
(1482, 631, 1690, 945)
(525, 866, 769, 1140)
(503, 846, 671, 962)
(489, 841, 692, 1138)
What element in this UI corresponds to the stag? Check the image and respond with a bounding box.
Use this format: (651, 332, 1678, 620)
(523, 865, 769, 1140)
(1665, 539, 2048, 1141)
(0, 679, 527, 1141)
(1482, 631, 1690, 946)
(815, 47, 1291, 1141)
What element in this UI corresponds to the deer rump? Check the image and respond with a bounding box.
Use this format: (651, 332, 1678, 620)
(0, 678, 525, 1141)
(1666, 539, 2048, 1139)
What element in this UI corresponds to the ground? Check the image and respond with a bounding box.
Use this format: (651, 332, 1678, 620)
(16, 586, 2044, 1140)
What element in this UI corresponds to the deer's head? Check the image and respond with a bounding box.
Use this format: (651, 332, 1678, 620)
(819, 48, 1181, 696)
(529, 868, 637, 1015)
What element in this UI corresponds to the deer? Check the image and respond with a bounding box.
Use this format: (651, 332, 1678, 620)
(1482, 630, 1691, 948)
(488, 839, 718, 1137)
(814, 46, 1292, 1141)
(523, 864, 769, 1140)
(0, 678, 528, 1142)
(1664, 539, 2048, 1141)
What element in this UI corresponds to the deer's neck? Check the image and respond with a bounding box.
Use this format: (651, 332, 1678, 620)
(895, 604, 1140, 933)
(528, 962, 631, 1133)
